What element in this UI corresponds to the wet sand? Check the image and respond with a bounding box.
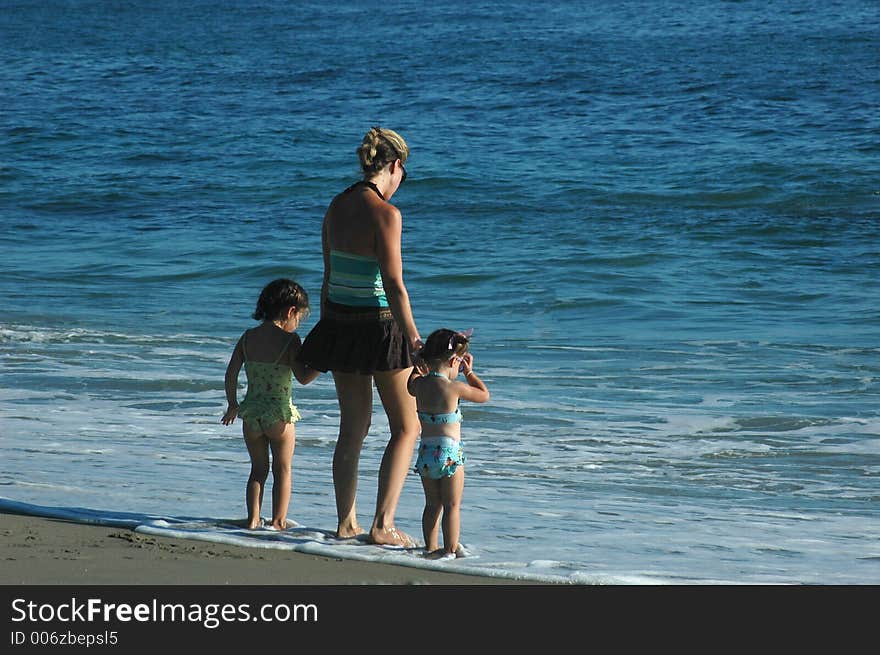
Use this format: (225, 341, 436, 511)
(0, 511, 531, 585)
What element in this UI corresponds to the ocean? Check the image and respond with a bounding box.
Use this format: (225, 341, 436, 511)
(1, 0, 878, 584)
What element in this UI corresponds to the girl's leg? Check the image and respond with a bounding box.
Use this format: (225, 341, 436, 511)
(264, 421, 296, 530)
(242, 424, 270, 529)
(331, 371, 373, 538)
(420, 475, 443, 553)
(440, 468, 465, 556)
(371, 367, 420, 546)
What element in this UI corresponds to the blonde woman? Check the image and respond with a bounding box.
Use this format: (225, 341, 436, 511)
(298, 127, 423, 547)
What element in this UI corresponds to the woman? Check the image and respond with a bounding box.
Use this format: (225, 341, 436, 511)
(298, 126, 423, 547)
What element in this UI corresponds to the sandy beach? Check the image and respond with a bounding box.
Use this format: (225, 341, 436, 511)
(1, 510, 867, 650)
(0, 511, 535, 585)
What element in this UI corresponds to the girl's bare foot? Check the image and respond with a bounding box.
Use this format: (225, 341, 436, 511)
(425, 544, 465, 559)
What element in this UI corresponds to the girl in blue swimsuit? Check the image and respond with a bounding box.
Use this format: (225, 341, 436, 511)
(407, 329, 490, 558)
(222, 279, 320, 530)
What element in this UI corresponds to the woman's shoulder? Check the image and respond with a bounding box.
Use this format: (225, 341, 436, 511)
(325, 193, 392, 250)
(373, 199, 401, 223)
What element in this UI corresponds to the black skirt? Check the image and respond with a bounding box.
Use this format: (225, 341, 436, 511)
(297, 301, 413, 374)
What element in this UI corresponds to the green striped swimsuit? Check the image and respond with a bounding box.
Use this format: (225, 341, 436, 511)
(327, 250, 388, 307)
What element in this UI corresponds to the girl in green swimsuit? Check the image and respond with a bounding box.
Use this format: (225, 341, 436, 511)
(222, 279, 320, 530)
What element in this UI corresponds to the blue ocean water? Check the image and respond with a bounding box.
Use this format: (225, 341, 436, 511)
(1, 0, 879, 584)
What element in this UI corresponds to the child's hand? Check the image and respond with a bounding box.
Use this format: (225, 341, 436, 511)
(459, 353, 474, 374)
(221, 405, 238, 425)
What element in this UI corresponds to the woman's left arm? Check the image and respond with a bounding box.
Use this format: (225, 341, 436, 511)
(319, 210, 331, 317)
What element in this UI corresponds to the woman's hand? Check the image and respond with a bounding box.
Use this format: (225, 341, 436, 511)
(412, 337, 424, 354)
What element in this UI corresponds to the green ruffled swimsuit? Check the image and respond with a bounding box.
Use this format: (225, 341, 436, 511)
(237, 331, 302, 431)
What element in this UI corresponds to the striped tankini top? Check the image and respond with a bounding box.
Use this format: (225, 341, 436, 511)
(327, 250, 389, 308)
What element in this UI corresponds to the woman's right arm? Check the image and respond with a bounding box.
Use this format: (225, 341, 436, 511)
(374, 205, 421, 351)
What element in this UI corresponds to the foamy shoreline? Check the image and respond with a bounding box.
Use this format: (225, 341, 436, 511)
(0, 511, 545, 585)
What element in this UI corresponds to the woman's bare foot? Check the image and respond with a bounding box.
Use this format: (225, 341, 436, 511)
(368, 526, 417, 548)
(335, 520, 366, 539)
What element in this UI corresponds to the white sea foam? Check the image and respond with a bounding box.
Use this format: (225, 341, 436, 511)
(0, 498, 584, 584)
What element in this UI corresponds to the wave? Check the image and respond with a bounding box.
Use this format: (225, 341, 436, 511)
(0, 323, 226, 348)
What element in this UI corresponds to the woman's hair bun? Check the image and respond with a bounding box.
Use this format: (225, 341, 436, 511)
(357, 127, 409, 174)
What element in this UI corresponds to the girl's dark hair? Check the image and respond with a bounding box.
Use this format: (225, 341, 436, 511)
(421, 328, 470, 363)
(252, 279, 309, 321)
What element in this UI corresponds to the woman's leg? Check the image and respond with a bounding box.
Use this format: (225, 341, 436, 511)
(370, 367, 420, 546)
(242, 424, 270, 529)
(331, 371, 373, 538)
(264, 421, 296, 530)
